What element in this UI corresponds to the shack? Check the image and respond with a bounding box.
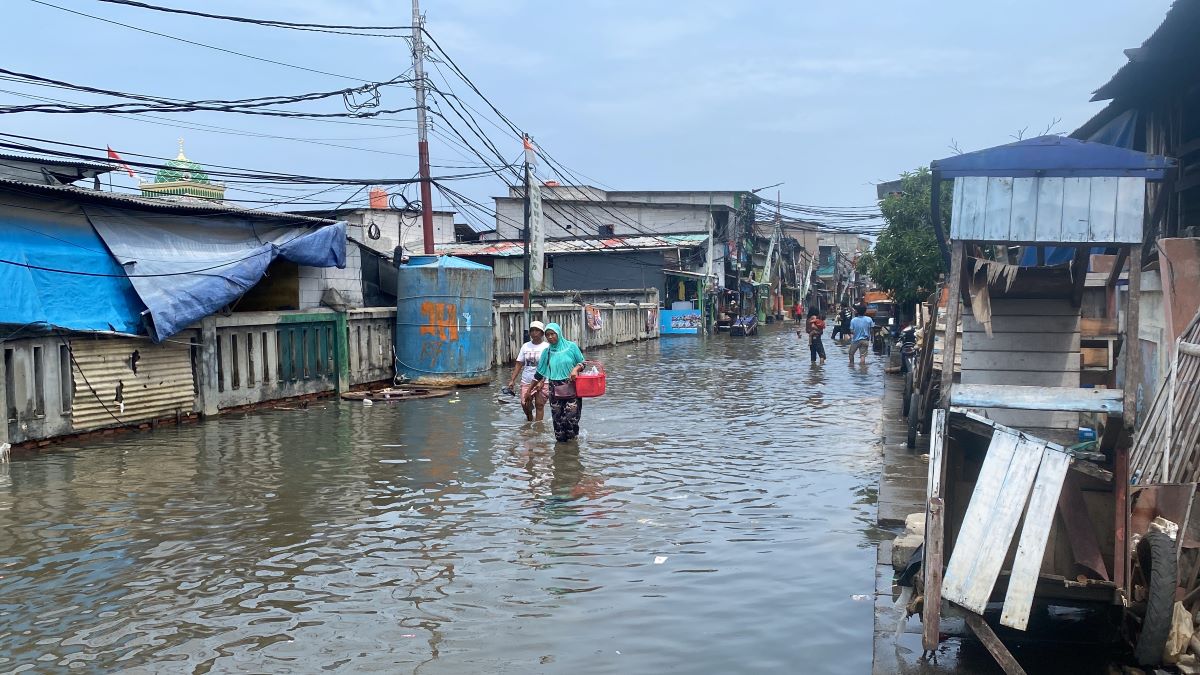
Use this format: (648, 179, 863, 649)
(919, 136, 1177, 672)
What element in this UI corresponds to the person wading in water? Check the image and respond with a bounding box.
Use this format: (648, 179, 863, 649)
(531, 322, 586, 442)
(508, 320, 549, 421)
(804, 307, 827, 365)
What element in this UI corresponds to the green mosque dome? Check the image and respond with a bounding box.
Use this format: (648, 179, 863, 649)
(154, 139, 211, 184)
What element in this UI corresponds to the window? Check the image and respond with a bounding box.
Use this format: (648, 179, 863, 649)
(32, 346, 45, 417)
(599, 224, 615, 237)
(59, 345, 73, 413)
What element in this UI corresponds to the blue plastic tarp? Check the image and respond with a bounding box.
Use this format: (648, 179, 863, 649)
(86, 206, 346, 342)
(0, 206, 146, 335)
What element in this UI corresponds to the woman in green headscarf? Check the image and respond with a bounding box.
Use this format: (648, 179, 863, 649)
(532, 322, 587, 442)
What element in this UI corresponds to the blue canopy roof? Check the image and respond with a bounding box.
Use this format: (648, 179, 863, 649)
(931, 135, 1175, 179)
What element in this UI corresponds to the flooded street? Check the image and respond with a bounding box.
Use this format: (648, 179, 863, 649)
(0, 325, 886, 674)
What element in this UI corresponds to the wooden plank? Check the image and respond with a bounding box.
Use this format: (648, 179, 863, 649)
(961, 350, 1080, 372)
(1081, 317, 1118, 337)
(982, 409, 1080, 432)
(1124, 248, 1142, 430)
(1081, 347, 1109, 369)
(950, 177, 964, 238)
(1001, 445, 1071, 630)
(951, 384, 1123, 414)
(1034, 177, 1065, 243)
(988, 299, 1079, 317)
(955, 177, 989, 240)
(1057, 471, 1110, 581)
(1087, 177, 1120, 243)
(943, 430, 1021, 604)
(983, 177, 1015, 241)
(1114, 177, 1146, 244)
(945, 433, 1043, 613)
(1060, 177, 1093, 243)
(959, 370, 1080, 387)
(1009, 177, 1040, 242)
(964, 612, 1029, 675)
(941, 241, 965, 411)
(929, 407, 947, 496)
(964, 332, 1080, 353)
(959, 435, 1046, 613)
(924, 497, 946, 651)
(963, 315, 1080, 334)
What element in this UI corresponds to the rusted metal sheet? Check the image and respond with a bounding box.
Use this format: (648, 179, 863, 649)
(70, 335, 195, 431)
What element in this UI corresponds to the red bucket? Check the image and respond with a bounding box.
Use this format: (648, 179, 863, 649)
(575, 361, 606, 398)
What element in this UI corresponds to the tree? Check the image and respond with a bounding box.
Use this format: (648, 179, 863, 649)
(858, 167, 950, 308)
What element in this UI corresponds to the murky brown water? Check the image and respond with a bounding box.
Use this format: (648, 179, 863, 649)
(0, 325, 886, 674)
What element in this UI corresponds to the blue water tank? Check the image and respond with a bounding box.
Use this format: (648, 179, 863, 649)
(395, 255, 495, 386)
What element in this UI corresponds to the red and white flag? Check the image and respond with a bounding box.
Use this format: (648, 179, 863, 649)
(106, 146, 141, 182)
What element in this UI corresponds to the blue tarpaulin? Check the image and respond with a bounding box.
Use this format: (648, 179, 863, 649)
(86, 205, 345, 342)
(0, 206, 147, 335)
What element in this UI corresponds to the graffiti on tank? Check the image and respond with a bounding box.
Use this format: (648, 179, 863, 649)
(420, 302, 458, 341)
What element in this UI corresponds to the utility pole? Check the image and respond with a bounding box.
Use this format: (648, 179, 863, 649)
(411, 0, 435, 255)
(522, 134, 532, 329)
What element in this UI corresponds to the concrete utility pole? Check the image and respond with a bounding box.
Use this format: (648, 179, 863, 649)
(522, 134, 532, 329)
(411, 0, 435, 255)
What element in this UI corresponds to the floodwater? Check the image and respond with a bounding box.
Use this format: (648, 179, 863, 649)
(0, 324, 887, 674)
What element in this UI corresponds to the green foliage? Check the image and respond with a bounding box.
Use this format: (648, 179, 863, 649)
(863, 167, 950, 306)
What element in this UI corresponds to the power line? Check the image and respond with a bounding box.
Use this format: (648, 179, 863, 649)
(26, 0, 373, 82)
(92, 0, 414, 36)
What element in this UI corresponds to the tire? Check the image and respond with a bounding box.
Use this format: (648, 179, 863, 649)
(906, 389, 920, 449)
(903, 368, 914, 417)
(1135, 531, 1178, 666)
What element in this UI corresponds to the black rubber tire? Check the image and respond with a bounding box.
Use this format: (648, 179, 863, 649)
(903, 369, 914, 416)
(1135, 531, 1178, 666)
(906, 390, 920, 449)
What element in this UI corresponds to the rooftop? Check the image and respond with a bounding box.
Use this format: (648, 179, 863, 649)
(436, 233, 709, 258)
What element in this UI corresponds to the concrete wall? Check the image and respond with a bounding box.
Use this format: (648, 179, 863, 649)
(299, 245, 363, 309)
(551, 251, 666, 293)
(494, 198, 714, 239)
(340, 209, 456, 258)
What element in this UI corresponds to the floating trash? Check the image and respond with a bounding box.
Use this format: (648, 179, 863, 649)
(653, 556, 668, 565)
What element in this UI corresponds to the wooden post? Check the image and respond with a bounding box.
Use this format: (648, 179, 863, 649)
(1113, 441, 1129, 591)
(923, 496, 945, 651)
(1070, 245, 1089, 308)
(963, 611, 1028, 675)
(1124, 246, 1142, 431)
(940, 240, 965, 411)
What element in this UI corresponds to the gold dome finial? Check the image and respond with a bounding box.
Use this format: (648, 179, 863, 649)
(177, 137, 186, 160)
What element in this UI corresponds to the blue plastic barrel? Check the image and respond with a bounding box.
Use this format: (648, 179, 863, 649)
(395, 255, 494, 386)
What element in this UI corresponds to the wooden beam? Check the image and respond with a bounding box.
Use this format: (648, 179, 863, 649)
(951, 383, 1124, 414)
(1002, 446, 1071, 630)
(963, 611, 1029, 675)
(1124, 247, 1142, 431)
(940, 240, 965, 411)
(1071, 246, 1089, 308)
(1107, 246, 1129, 289)
(1114, 442, 1129, 591)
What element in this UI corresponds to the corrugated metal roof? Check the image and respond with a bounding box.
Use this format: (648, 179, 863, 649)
(436, 233, 709, 258)
(0, 152, 114, 172)
(0, 178, 337, 225)
(70, 336, 196, 431)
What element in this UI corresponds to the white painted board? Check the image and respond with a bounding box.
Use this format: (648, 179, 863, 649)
(1001, 447, 1071, 630)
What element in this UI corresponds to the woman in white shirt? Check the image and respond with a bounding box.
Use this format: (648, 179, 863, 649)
(506, 320, 550, 421)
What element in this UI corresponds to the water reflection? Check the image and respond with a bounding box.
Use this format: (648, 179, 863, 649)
(0, 325, 885, 674)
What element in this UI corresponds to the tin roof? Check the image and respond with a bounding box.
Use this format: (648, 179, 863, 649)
(0, 151, 114, 173)
(931, 135, 1175, 179)
(435, 233, 709, 258)
(0, 177, 337, 225)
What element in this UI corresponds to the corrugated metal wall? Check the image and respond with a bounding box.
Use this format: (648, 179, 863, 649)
(70, 335, 196, 431)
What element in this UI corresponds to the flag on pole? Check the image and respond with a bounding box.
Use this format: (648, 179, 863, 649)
(106, 146, 141, 182)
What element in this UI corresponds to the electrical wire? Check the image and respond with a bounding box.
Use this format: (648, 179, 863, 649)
(92, 0, 414, 37)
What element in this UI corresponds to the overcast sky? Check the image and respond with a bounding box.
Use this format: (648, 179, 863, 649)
(3, 0, 1174, 231)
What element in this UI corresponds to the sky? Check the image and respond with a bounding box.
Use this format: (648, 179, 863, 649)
(1, 0, 1176, 232)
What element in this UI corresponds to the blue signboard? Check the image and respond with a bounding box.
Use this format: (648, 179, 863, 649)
(660, 309, 702, 335)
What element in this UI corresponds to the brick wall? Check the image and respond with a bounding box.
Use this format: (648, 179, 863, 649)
(298, 245, 363, 309)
